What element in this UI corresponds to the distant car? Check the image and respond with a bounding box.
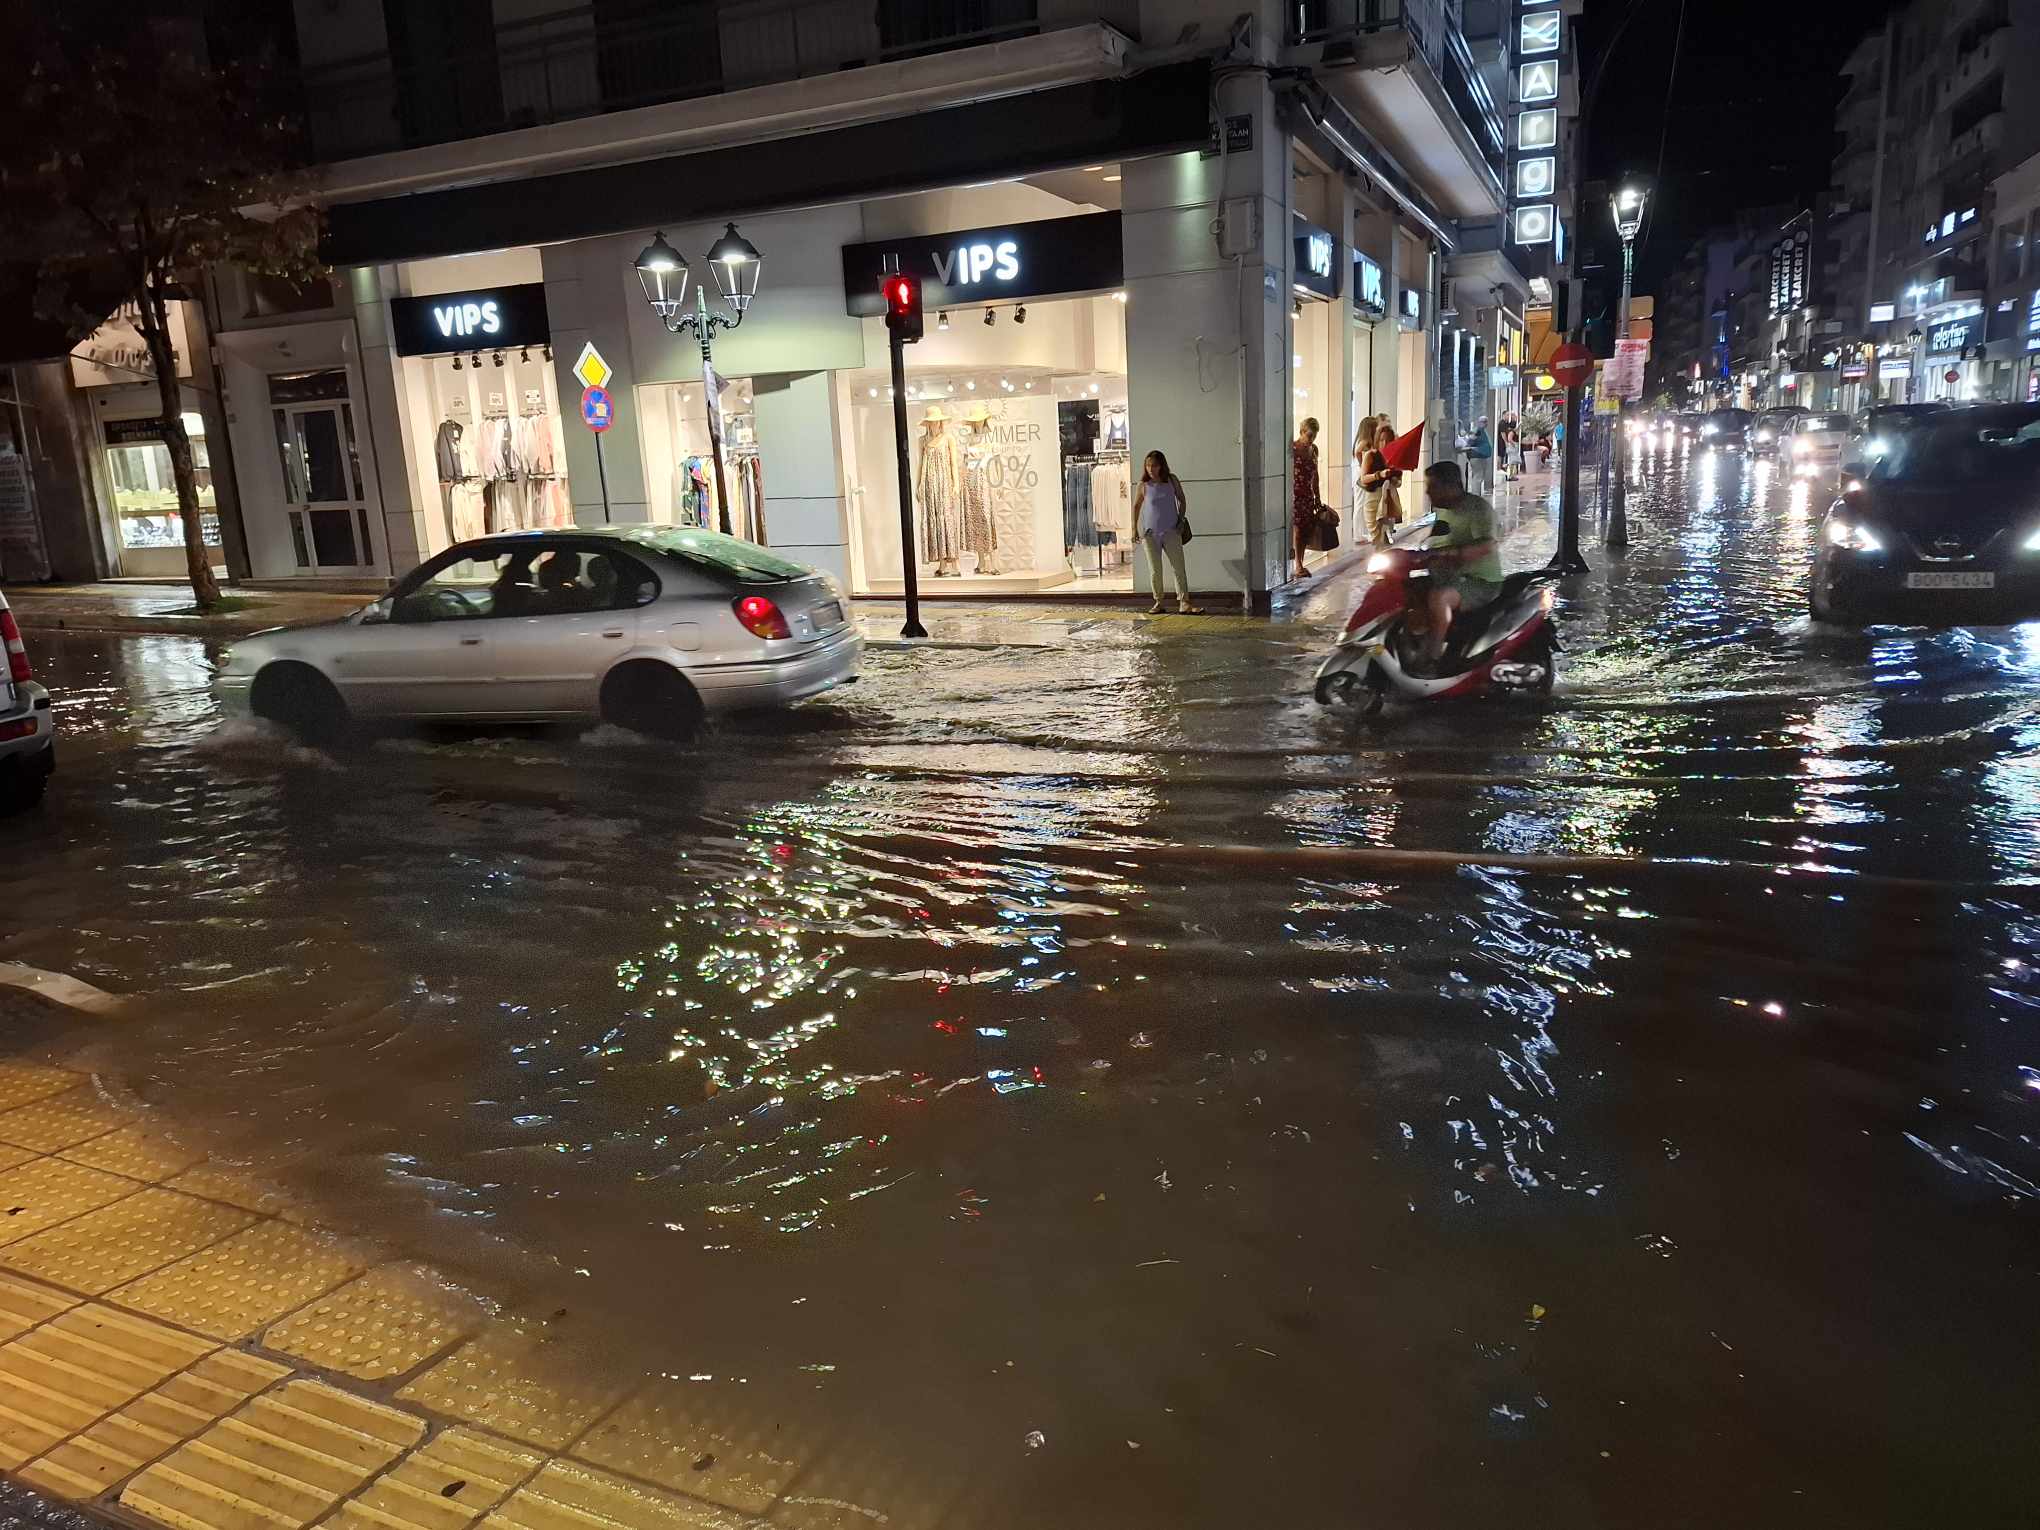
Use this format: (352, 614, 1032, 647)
(1856, 402, 1949, 463)
(0, 592, 55, 812)
(1787, 412, 1854, 477)
(216, 527, 863, 744)
(1752, 407, 1805, 453)
(1811, 402, 2040, 624)
(1700, 408, 1753, 450)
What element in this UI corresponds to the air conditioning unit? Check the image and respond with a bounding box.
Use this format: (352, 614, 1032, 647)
(1438, 278, 1461, 318)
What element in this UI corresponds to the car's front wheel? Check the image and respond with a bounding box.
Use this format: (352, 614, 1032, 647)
(600, 661, 704, 741)
(1809, 564, 1863, 625)
(250, 662, 352, 749)
(0, 745, 52, 815)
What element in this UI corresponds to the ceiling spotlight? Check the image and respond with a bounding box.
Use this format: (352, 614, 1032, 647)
(519, 346, 530, 362)
(1014, 304, 1027, 325)
(1113, 290, 1128, 304)
(1024, 380, 1034, 389)
(1082, 164, 1104, 172)
(492, 351, 505, 368)
(946, 382, 956, 394)
(984, 308, 996, 326)
(938, 310, 951, 331)
(965, 379, 976, 390)
(1088, 382, 1100, 394)
(471, 353, 482, 369)
(1102, 174, 1122, 183)
(868, 386, 878, 398)
(542, 345, 552, 362)
(451, 354, 463, 371)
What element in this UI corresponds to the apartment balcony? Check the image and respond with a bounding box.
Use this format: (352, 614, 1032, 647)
(1289, 0, 1509, 218)
(300, 0, 1127, 163)
(1939, 24, 2007, 114)
(1945, 110, 2005, 173)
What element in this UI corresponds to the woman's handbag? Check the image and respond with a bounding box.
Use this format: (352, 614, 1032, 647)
(1178, 513, 1193, 545)
(1311, 506, 1341, 552)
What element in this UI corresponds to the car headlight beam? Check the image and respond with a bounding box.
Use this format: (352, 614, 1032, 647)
(1825, 518, 1882, 553)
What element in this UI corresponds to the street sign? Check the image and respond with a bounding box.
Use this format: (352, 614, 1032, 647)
(1550, 342, 1594, 387)
(580, 385, 613, 433)
(1944, 368, 1961, 384)
(1605, 337, 1649, 400)
(572, 342, 612, 392)
(1594, 392, 1620, 417)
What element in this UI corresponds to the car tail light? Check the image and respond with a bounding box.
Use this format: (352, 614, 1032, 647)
(733, 594, 791, 639)
(0, 608, 29, 683)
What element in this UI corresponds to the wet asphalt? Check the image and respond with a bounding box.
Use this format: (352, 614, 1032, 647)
(3, 443, 2037, 1529)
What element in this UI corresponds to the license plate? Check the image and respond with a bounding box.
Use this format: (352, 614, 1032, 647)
(1905, 572, 1994, 590)
(815, 600, 845, 628)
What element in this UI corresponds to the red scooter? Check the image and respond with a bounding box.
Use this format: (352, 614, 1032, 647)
(1313, 542, 1560, 715)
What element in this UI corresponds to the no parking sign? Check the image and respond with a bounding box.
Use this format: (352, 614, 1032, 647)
(580, 386, 613, 433)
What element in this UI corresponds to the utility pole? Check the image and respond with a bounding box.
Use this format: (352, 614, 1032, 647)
(1608, 186, 1647, 547)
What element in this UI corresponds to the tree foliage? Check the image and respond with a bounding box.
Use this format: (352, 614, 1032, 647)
(0, 1, 322, 605)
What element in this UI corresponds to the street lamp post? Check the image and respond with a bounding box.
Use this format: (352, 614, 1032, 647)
(1607, 185, 1647, 548)
(1907, 322, 1924, 406)
(634, 224, 763, 538)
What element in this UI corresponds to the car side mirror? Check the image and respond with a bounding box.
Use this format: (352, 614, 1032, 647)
(358, 597, 393, 625)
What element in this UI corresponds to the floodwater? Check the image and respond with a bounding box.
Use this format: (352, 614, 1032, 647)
(5, 444, 2039, 1528)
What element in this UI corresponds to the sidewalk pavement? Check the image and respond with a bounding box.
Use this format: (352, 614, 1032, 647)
(0, 969, 887, 1530)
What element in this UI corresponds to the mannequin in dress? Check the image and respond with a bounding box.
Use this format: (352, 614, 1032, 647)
(959, 403, 1001, 575)
(916, 407, 964, 574)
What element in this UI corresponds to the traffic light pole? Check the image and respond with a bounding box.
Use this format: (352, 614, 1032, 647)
(882, 261, 928, 640)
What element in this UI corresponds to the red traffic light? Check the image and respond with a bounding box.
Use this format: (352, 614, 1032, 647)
(882, 272, 923, 341)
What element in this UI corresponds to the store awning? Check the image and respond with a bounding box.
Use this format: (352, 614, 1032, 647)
(322, 59, 1212, 267)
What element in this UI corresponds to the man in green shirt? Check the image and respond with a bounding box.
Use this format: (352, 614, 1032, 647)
(1419, 460, 1503, 668)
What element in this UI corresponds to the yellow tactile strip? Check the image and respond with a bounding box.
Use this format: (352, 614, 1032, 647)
(112, 1219, 364, 1342)
(0, 1061, 84, 1112)
(0, 1087, 127, 1154)
(0, 1186, 252, 1294)
(482, 1457, 736, 1530)
(121, 1379, 427, 1529)
(329, 1425, 545, 1530)
(60, 1124, 207, 1184)
(397, 1326, 631, 1452)
(0, 1156, 138, 1247)
(0, 1272, 77, 1344)
(574, 1379, 797, 1514)
(0, 1302, 214, 1470)
(18, 1348, 289, 1501)
(264, 1264, 479, 1382)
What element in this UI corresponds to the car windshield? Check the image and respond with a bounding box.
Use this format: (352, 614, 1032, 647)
(1868, 410, 2040, 484)
(620, 527, 812, 582)
(1800, 415, 1846, 432)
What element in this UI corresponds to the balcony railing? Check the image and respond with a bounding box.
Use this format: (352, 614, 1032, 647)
(300, 0, 1107, 162)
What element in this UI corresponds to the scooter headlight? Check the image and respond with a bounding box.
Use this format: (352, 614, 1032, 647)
(1365, 552, 1394, 574)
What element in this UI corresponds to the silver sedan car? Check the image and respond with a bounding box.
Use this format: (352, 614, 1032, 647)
(216, 527, 862, 744)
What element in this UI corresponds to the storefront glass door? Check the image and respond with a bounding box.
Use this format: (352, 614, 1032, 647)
(273, 400, 377, 573)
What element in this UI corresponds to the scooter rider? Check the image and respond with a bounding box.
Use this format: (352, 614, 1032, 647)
(1419, 461, 1502, 669)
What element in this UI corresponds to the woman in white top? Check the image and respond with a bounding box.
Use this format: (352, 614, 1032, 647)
(1131, 449, 1199, 614)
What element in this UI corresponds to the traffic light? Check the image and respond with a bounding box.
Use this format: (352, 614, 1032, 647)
(882, 272, 923, 343)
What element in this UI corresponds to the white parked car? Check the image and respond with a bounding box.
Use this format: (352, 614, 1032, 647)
(216, 528, 862, 744)
(0, 593, 54, 811)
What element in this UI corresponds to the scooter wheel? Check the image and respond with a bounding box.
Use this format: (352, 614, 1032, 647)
(1361, 667, 1388, 717)
(1317, 671, 1359, 707)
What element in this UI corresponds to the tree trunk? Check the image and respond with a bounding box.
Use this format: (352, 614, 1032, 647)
(141, 277, 220, 609)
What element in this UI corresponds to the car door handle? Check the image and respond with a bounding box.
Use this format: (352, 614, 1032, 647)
(459, 637, 483, 646)
(602, 629, 625, 639)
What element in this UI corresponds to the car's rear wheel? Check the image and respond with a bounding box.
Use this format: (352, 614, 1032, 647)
(0, 745, 51, 815)
(600, 661, 704, 741)
(250, 663, 352, 749)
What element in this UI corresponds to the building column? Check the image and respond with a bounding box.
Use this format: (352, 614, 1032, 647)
(349, 265, 431, 575)
(1121, 65, 1288, 611)
(543, 236, 650, 526)
(751, 371, 848, 583)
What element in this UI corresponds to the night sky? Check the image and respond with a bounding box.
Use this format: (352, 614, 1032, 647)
(1577, 0, 1903, 290)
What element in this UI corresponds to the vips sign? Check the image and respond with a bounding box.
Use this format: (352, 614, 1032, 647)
(1292, 215, 1341, 300)
(1354, 252, 1387, 321)
(389, 283, 552, 356)
(843, 212, 1121, 315)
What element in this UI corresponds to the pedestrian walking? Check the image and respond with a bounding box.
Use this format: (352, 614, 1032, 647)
(1465, 416, 1494, 498)
(1498, 416, 1520, 481)
(1359, 420, 1404, 544)
(1352, 413, 1379, 506)
(1291, 417, 1325, 582)
(1133, 449, 1200, 614)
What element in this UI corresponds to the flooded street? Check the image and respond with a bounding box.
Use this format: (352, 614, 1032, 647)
(5, 448, 2038, 1528)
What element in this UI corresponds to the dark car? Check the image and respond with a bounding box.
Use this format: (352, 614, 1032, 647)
(1810, 403, 2040, 624)
(1856, 402, 1949, 462)
(1700, 408, 1753, 450)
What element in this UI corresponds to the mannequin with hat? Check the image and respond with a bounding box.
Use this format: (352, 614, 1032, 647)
(958, 403, 1002, 574)
(916, 407, 965, 573)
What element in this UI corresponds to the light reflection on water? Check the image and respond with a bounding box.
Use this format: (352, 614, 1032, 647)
(3, 451, 2039, 1525)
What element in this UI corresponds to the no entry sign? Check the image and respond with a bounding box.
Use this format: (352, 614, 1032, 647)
(1549, 343, 1594, 388)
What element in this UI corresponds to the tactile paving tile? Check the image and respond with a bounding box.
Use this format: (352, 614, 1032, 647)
(397, 1326, 630, 1451)
(481, 1457, 735, 1530)
(17, 1347, 288, 1501)
(0, 1087, 128, 1153)
(111, 1219, 364, 1341)
(120, 1379, 426, 1530)
(164, 1162, 293, 1219)
(60, 1124, 207, 1184)
(0, 1271, 78, 1344)
(0, 1061, 85, 1112)
(0, 1187, 252, 1294)
(0, 1156, 139, 1248)
(329, 1425, 545, 1530)
(264, 1264, 479, 1382)
(573, 1379, 798, 1514)
(0, 1301, 214, 1470)
(0, 1143, 35, 1175)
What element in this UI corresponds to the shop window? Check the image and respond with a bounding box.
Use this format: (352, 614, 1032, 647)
(105, 412, 220, 551)
(641, 378, 760, 540)
(2000, 223, 2026, 287)
(414, 350, 572, 556)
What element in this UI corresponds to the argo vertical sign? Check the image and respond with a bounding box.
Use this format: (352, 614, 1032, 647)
(1510, 0, 1564, 248)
